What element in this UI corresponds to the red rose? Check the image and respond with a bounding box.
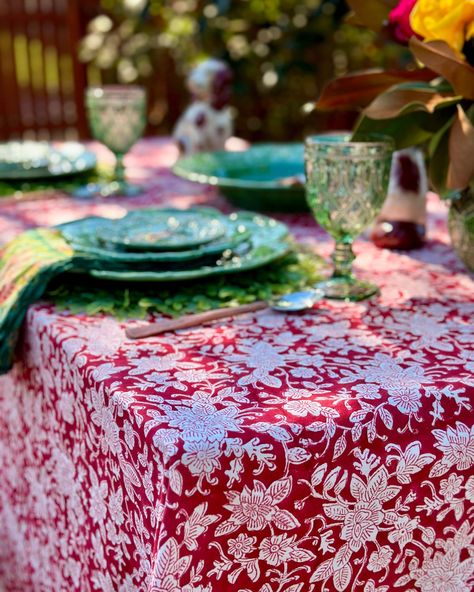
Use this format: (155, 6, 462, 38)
(388, 0, 418, 44)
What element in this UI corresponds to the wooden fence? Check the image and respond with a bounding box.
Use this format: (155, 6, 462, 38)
(0, 0, 90, 140)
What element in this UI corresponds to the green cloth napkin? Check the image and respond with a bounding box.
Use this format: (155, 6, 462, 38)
(0, 228, 76, 372)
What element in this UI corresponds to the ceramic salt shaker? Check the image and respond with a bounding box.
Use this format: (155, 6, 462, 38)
(371, 148, 428, 250)
(173, 58, 233, 155)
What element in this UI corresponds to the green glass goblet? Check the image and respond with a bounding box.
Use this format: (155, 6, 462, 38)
(76, 85, 147, 198)
(305, 133, 394, 301)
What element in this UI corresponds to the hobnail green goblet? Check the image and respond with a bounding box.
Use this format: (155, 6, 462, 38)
(305, 133, 394, 301)
(76, 85, 147, 198)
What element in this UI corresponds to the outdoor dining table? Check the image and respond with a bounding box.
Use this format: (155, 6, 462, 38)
(0, 138, 473, 592)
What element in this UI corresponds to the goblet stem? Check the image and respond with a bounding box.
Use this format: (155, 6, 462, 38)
(114, 153, 126, 184)
(331, 241, 355, 280)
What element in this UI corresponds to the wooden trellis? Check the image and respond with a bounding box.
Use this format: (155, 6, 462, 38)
(0, 0, 88, 140)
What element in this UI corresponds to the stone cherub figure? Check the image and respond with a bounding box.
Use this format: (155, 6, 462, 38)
(173, 58, 233, 155)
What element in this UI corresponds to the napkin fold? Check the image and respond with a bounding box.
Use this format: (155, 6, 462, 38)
(0, 228, 76, 373)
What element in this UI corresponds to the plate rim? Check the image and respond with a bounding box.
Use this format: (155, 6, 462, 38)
(172, 142, 304, 191)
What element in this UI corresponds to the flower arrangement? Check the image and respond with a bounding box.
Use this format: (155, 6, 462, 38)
(315, 0, 474, 197)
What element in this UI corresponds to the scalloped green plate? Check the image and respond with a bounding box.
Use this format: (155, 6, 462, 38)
(58, 207, 251, 263)
(173, 143, 308, 213)
(99, 207, 227, 251)
(87, 211, 290, 282)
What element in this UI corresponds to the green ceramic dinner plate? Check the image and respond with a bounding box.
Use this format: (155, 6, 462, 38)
(97, 208, 227, 251)
(0, 142, 96, 180)
(86, 211, 290, 282)
(173, 143, 308, 213)
(58, 207, 251, 263)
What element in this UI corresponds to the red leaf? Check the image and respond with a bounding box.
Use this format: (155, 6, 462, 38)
(410, 38, 474, 100)
(315, 68, 436, 111)
(363, 86, 459, 120)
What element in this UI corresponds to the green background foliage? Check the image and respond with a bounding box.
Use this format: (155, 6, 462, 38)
(81, 0, 409, 141)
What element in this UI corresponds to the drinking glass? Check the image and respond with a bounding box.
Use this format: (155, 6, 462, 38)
(76, 85, 147, 198)
(305, 133, 394, 301)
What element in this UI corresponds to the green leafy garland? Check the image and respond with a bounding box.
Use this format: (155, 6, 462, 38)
(46, 248, 327, 319)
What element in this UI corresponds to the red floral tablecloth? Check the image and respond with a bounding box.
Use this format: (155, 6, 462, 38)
(0, 139, 473, 592)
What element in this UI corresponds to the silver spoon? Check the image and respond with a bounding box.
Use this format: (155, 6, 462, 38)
(271, 288, 324, 312)
(126, 288, 324, 339)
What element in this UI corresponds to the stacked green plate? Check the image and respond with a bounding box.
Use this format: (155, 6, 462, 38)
(58, 206, 291, 282)
(173, 143, 308, 213)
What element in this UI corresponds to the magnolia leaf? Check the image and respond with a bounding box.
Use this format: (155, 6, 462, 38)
(315, 69, 436, 111)
(447, 105, 474, 190)
(363, 84, 461, 119)
(410, 38, 474, 100)
(353, 109, 448, 149)
(345, 0, 397, 32)
(428, 115, 453, 196)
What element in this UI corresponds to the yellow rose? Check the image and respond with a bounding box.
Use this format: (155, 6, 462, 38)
(410, 0, 474, 53)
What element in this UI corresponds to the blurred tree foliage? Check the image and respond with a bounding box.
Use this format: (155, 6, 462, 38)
(80, 0, 410, 141)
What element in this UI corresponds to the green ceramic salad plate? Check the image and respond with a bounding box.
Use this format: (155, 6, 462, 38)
(58, 207, 250, 264)
(97, 208, 227, 251)
(173, 143, 307, 213)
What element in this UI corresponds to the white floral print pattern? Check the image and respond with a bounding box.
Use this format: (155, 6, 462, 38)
(0, 140, 473, 592)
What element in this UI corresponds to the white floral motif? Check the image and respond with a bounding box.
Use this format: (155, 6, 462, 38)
(388, 387, 422, 414)
(431, 422, 474, 476)
(222, 341, 287, 387)
(440, 474, 464, 501)
(217, 478, 300, 535)
(227, 533, 256, 559)
(410, 523, 474, 592)
(283, 399, 322, 417)
(182, 440, 221, 476)
(465, 476, 474, 502)
(164, 401, 242, 443)
(341, 353, 432, 393)
(258, 533, 296, 565)
(341, 499, 383, 551)
(367, 546, 393, 572)
(388, 515, 418, 550)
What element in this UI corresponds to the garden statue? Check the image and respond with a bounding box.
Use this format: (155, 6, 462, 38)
(371, 148, 428, 250)
(173, 58, 233, 155)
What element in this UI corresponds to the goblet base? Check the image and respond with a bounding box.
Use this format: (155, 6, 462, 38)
(315, 277, 379, 302)
(73, 181, 143, 199)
